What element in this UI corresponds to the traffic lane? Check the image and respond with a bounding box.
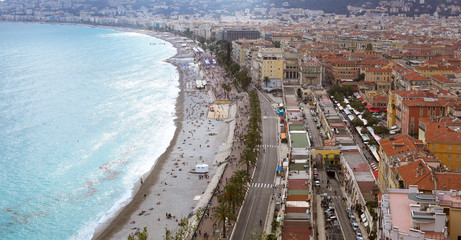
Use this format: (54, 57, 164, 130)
(233, 180, 274, 239)
(333, 196, 356, 240)
(329, 178, 356, 240)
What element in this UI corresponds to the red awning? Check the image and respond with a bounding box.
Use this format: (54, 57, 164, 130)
(365, 105, 372, 109)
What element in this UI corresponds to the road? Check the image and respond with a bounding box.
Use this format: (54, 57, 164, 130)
(316, 152, 355, 240)
(231, 91, 279, 239)
(329, 179, 356, 240)
(301, 103, 323, 148)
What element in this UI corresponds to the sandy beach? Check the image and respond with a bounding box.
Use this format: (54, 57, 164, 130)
(92, 30, 237, 240)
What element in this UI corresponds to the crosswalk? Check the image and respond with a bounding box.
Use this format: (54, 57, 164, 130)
(370, 162, 378, 171)
(259, 144, 278, 148)
(251, 182, 274, 189)
(262, 116, 279, 119)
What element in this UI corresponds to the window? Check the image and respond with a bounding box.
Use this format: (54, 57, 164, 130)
(448, 155, 452, 161)
(449, 145, 452, 151)
(457, 155, 460, 162)
(420, 107, 423, 116)
(432, 144, 436, 150)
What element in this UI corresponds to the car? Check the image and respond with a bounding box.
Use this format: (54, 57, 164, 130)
(315, 180, 320, 186)
(357, 237, 363, 240)
(351, 215, 356, 222)
(346, 208, 352, 218)
(357, 231, 362, 237)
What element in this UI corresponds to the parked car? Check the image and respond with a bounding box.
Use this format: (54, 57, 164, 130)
(351, 215, 356, 222)
(315, 180, 320, 186)
(346, 208, 352, 218)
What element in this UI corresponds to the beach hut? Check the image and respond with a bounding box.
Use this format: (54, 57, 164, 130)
(195, 164, 209, 173)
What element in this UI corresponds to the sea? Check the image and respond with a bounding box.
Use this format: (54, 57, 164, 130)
(0, 22, 179, 239)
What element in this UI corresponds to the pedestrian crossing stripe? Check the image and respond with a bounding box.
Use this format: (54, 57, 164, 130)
(251, 183, 274, 188)
(262, 116, 279, 119)
(259, 145, 278, 148)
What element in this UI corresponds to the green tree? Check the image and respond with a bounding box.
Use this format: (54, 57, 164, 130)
(362, 110, 372, 120)
(239, 147, 257, 173)
(213, 202, 236, 238)
(229, 63, 240, 74)
(222, 83, 232, 99)
(334, 92, 344, 103)
(366, 43, 373, 50)
(230, 170, 251, 187)
(351, 117, 364, 126)
(361, 127, 369, 135)
(128, 227, 148, 240)
(272, 41, 281, 48)
(263, 76, 270, 88)
(354, 73, 365, 82)
(220, 182, 245, 213)
(373, 126, 390, 135)
(366, 117, 379, 126)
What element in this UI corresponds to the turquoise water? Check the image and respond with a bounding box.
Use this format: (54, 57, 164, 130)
(0, 22, 179, 239)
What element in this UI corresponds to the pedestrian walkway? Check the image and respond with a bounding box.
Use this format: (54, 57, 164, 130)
(191, 95, 250, 240)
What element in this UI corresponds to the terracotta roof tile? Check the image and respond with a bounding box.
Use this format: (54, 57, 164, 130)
(380, 134, 428, 158)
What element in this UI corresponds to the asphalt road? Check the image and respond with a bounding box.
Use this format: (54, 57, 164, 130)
(329, 179, 356, 240)
(301, 103, 323, 148)
(231, 91, 278, 239)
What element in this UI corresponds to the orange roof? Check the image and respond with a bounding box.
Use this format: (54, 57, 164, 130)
(435, 173, 461, 191)
(402, 72, 430, 81)
(415, 65, 459, 71)
(431, 74, 453, 84)
(380, 134, 428, 158)
(397, 159, 435, 191)
(424, 121, 461, 144)
(403, 98, 449, 108)
(391, 90, 435, 99)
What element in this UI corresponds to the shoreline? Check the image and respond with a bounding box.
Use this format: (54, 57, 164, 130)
(91, 30, 186, 239)
(91, 27, 233, 240)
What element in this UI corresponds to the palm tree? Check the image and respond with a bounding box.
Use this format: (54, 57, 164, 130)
(230, 170, 251, 187)
(263, 76, 270, 88)
(213, 202, 236, 238)
(239, 147, 257, 173)
(220, 182, 245, 213)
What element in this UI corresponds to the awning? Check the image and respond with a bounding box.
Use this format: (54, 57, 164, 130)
(365, 105, 372, 109)
(281, 133, 286, 139)
(276, 166, 281, 172)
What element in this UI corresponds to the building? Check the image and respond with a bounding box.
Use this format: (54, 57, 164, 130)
(324, 57, 359, 84)
(430, 75, 455, 91)
(401, 72, 431, 90)
(436, 190, 461, 240)
(231, 39, 272, 69)
(362, 90, 388, 112)
(220, 29, 260, 42)
(377, 134, 433, 193)
(341, 150, 378, 230)
(418, 117, 461, 172)
(299, 56, 322, 87)
(365, 68, 392, 92)
(415, 65, 459, 78)
(386, 90, 445, 130)
(401, 97, 448, 137)
(254, 48, 284, 86)
(378, 186, 448, 240)
(283, 52, 300, 84)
